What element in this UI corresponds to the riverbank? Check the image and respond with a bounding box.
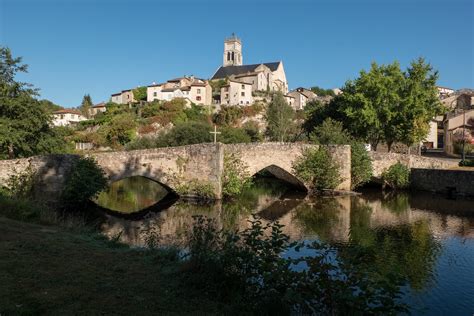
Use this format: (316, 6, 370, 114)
(0, 216, 224, 315)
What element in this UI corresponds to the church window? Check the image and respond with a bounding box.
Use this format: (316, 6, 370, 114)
(227, 52, 231, 61)
(232, 52, 234, 61)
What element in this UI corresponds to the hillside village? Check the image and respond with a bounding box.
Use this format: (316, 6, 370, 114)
(51, 34, 474, 157)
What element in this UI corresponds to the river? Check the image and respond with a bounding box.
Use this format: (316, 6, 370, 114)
(95, 176, 474, 315)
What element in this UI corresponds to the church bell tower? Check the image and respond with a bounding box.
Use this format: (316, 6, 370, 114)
(223, 33, 243, 67)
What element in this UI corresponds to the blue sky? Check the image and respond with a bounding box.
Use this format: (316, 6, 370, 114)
(1, 0, 472, 107)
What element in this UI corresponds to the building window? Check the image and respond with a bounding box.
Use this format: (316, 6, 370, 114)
(153, 92, 157, 97)
(225, 93, 229, 99)
(241, 84, 245, 89)
(224, 87, 229, 92)
(241, 92, 245, 97)
(197, 89, 201, 94)
(196, 96, 201, 101)
(60, 114, 64, 119)
(240, 101, 243, 104)
(246, 101, 249, 104)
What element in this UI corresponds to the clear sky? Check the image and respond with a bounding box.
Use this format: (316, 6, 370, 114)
(1, 0, 473, 107)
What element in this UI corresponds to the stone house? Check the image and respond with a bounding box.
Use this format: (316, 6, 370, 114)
(220, 80, 254, 106)
(89, 102, 107, 117)
(52, 109, 87, 126)
(211, 35, 289, 95)
(287, 87, 318, 110)
(146, 76, 212, 105)
(110, 89, 136, 104)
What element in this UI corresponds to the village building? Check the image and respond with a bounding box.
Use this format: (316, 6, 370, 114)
(287, 87, 318, 110)
(220, 80, 253, 106)
(89, 102, 107, 117)
(437, 86, 455, 99)
(110, 89, 136, 104)
(211, 34, 289, 96)
(52, 109, 87, 127)
(146, 76, 212, 105)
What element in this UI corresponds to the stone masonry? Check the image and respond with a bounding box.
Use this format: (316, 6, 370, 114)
(0, 143, 351, 203)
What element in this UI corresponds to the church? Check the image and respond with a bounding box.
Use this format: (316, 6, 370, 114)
(211, 34, 289, 95)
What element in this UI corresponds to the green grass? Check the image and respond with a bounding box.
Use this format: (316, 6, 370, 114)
(0, 216, 224, 315)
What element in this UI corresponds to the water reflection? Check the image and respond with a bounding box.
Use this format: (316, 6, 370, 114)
(99, 177, 474, 315)
(95, 176, 170, 213)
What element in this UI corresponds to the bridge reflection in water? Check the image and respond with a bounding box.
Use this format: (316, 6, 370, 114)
(96, 175, 474, 315)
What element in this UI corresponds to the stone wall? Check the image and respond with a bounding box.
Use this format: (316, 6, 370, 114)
(411, 169, 474, 197)
(224, 143, 351, 191)
(0, 143, 352, 202)
(0, 155, 79, 202)
(89, 143, 224, 198)
(370, 152, 457, 178)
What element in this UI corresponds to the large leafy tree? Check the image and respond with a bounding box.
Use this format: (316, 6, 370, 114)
(80, 94, 93, 118)
(265, 92, 295, 142)
(398, 58, 444, 151)
(132, 86, 147, 102)
(0, 47, 66, 159)
(322, 59, 442, 151)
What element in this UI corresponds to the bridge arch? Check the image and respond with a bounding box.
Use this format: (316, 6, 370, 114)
(253, 164, 308, 191)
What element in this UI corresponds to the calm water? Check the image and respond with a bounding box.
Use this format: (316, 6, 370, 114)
(96, 176, 474, 315)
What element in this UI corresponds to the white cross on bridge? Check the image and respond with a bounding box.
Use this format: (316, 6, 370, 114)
(209, 125, 221, 143)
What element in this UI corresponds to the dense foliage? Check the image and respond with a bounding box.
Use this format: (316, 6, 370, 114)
(265, 92, 296, 142)
(80, 94, 93, 118)
(132, 86, 147, 101)
(293, 147, 341, 192)
(309, 118, 372, 189)
(0, 47, 69, 159)
(310, 85, 336, 97)
(185, 215, 407, 314)
(382, 162, 410, 189)
(60, 157, 108, 208)
(222, 153, 252, 198)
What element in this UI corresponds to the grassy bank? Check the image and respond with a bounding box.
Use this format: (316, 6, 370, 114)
(0, 216, 223, 315)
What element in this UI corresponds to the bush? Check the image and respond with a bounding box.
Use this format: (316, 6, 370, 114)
(222, 153, 252, 198)
(351, 142, 372, 189)
(213, 105, 243, 126)
(381, 162, 410, 189)
(157, 121, 211, 147)
(175, 179, 215, 200)
(101, 113, 137, 148)
(293, 147, 341, 192)
(242, 121, 263, 142)
(459, 159, 474, 167)
(61, 157, 108, 208)
(220, 127, 251, 144)
(184, 215, 407, 314)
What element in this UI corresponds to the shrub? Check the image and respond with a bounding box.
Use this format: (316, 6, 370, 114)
(1, 166, 36, 198)
(157, 121, 211, 146)
(293, 147, 341, 192)
(459, 159, 474, 167)
(351, 142, 372, 189)
(175, 179, 215, 200)
(222, 153, 252, 198)
(381, 162, 410, 189)
(213, 105, 243, 126)
(61, 157, 108, 208)
(184, 215, 408, 314)
(242, 121, 262, 142)
(101, 113, 137, 147)
(220, 127, 251, 144)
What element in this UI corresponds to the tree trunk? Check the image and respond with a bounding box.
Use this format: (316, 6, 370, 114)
(387, 142, 392, 152)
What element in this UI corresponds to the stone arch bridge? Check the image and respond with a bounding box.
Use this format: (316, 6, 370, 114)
(0, 143, 351, 202)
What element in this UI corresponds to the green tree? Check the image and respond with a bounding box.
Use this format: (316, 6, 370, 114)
(293, 147, 341, 192)
(398, 58, 444, 151)
(0, 47, 67, 159)
(80, 94, 93, 118)
(39, 99, 63, 113)
(309, 118, 350, 145)
(310, 86, 336, 97)
(157, 121, 211, 147)
(265, 92, 295, 142)
(101, 113, 137, 148)
(220, 127, 251, 144)
(132, 86, 147, 102)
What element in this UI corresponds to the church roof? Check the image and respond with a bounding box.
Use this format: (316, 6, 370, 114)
(211, 62, 281, 80)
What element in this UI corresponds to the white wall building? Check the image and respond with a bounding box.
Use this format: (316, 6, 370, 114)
(220, 80, 253, 106)
(52, 109, 87, 127)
